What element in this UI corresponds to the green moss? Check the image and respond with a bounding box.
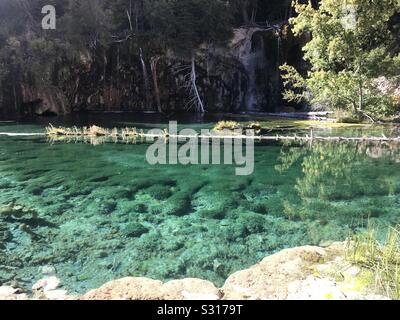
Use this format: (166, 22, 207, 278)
(113, 188, 134, 199)
(164, 193, 192, 216)
(122, 223, 149, 238)
(199, 207, 226, 220)
(149, 205, 162, 215)
(133, 203, 147, 213)
(235, 213, 266, 235)
(247, 202, 269, 214)
(99, 200, 117, 215)
(25, 185, 44, 196)
(146, 184, 173, 200)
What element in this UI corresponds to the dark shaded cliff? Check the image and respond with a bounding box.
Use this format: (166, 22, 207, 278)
(0, 0, 304, 118)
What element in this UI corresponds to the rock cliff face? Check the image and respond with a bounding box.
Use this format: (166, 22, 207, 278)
(0, 243, 390, 300)
(20, 84, 70, 116)
(0, 26, 302, 118)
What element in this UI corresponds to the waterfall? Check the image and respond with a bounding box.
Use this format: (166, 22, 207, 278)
(233, 28, 267, 111)
(139, 48, 150, 110)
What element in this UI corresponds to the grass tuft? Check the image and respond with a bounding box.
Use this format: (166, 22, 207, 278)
(213, 121, 241, 132)
(346, 224, 400, 299)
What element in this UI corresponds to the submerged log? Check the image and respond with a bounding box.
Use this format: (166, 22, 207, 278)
(40, 125, 400, 143)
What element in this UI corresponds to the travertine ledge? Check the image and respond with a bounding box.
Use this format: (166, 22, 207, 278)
(0, 243, 390, 300)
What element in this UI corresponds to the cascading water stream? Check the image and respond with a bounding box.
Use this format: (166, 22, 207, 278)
(233, 28, 268, 112)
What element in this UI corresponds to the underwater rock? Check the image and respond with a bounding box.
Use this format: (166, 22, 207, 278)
(32, 276, 60, 292)
(41, 265, 56, 276)
(0, 206, 17, 218)
(0, 204, 38, 221)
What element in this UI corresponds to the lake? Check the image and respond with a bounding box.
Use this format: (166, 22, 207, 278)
(1, 115, 399, 293)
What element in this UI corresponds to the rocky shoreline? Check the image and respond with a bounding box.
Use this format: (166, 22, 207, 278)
(0, 243, 390, 300)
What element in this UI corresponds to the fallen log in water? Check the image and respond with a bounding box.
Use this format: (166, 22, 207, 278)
(250, 112, 336, 121)
(43, 124, 400, 143)
(0, 132, 45, 136)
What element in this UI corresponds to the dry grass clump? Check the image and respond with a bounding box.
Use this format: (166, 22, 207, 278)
(45, 124, 81, 136)
(245, 121, 262, 133)
(46, 124, 148, 145)
(121, 127, 138, 137)
(346, 225, 400, 299)
(213, 121, 262, 134)
(84, 125, 109, 136)
(213, 121, 241, 132)
(46, 124, 130, 137)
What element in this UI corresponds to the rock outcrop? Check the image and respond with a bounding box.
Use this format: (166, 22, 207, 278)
(81, 278, 221, 301)
(21, 84, 70, 116)
(222, 245, 328, 300)
(0, 286, 28, 300)
(0, 243, 391, 300)
(1, 24, 305, 118)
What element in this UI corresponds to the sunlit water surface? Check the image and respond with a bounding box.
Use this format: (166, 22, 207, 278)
(0, 117, 399, 293)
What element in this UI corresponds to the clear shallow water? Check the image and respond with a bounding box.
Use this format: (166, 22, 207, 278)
(0, 120, 400, 294)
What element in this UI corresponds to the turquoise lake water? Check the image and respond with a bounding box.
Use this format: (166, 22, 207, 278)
(1, 118, 400, 294)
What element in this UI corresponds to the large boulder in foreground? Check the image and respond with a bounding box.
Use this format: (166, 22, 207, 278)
(161, 279, 222, 300)
(222, 243, 389, 300)
(81, 278, 164, 300)
(80, 277, 221, 300)
(222, 245, 329, 300)
(0, 286, 28, 300)
(0, 243, 390, 300)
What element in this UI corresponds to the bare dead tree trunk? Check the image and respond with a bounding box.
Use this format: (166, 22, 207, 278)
(359, 81, 363, 111)
(103, 51, 107, 111)
(117, 46, 120, 91)
(151, 56, 162, 113)
(126, 7, 133, 31)
(13, 81, 18, 114)
(190, 56, 205, 113)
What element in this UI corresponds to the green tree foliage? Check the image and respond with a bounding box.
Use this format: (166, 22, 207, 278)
(281, 0, 400, 120)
